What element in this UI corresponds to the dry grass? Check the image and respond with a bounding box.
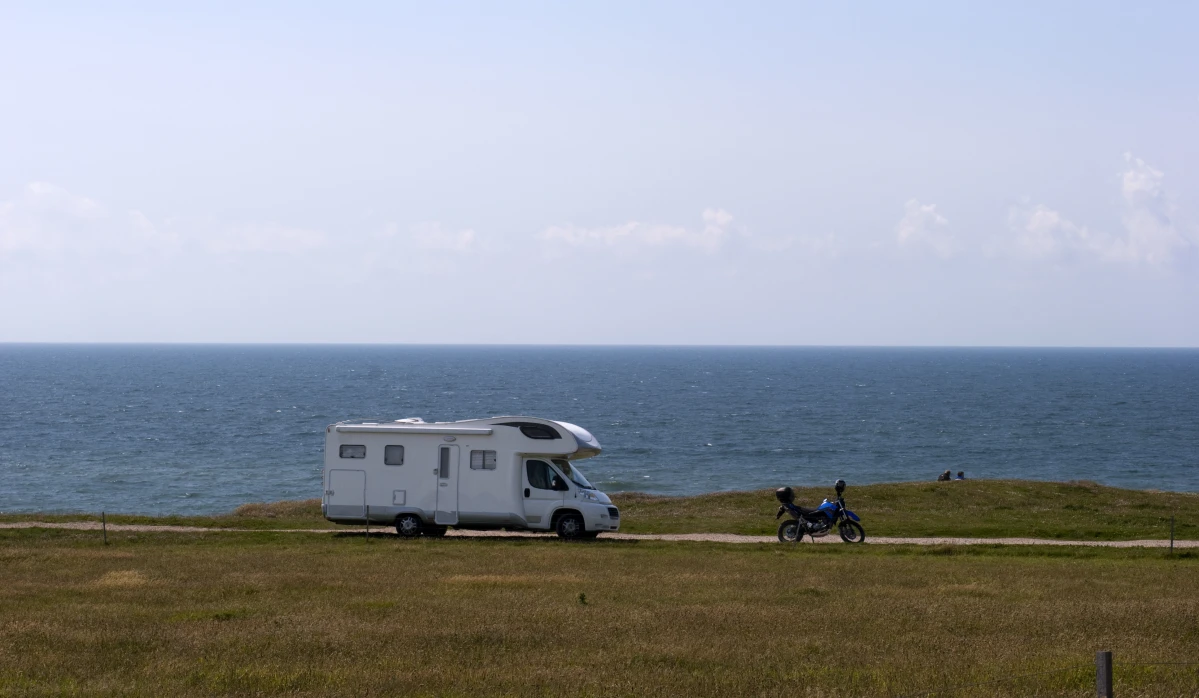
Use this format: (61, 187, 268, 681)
(1, 528, 1196, 697)
(231, 498, 323, 520)
(91, 570, 151, 588)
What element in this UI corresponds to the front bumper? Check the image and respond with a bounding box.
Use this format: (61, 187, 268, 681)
(581, 502, 620, 532)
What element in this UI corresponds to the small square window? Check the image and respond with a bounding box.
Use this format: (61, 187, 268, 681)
(384, 445, 404, 466)
(470, 450, 497, 470)
(339, 444, 366, 459)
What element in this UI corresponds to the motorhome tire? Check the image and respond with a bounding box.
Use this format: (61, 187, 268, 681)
(425, 526, 448, 537)
(555, 512, 585, 540)
(395, 514, 422, 538)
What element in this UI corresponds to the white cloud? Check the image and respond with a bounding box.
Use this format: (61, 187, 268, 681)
(409, 222, 477, 252)
(1118, 153, 1190, 264)
(376, 221, 477, 254)
(542, 208, 744, 253)
(1007, 202, 1106, 261)
(1006, 155, 1192, 266)
(0, 182, 108, 255)
(895, 199, 953, 258)
(0, 181, 328, 259)
(24, 182, 105, 219)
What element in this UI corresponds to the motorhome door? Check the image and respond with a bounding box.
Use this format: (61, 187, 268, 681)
(522, 458, 565, 528)
(435, 445, 460, 525)
(326, 469, 366, 519)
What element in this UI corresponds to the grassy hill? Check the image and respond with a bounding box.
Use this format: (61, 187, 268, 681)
(3, 479, 1196, 541)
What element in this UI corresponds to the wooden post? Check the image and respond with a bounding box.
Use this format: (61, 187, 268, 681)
(102, 511, 108, 545)
(1096, 650, 1113, 698)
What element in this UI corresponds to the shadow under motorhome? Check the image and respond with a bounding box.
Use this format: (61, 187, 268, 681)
(322, 416, 618, 540)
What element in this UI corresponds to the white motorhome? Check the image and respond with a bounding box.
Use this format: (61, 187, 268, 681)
(322, 416, 619, 539)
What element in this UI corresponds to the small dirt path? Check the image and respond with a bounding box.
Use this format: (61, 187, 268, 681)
(1, 521, 1194, 548)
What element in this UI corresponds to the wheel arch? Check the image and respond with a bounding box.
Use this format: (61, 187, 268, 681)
(551, 507, 585, 531)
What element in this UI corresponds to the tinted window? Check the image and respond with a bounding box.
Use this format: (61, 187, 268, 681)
(384, 445, 404, 466)
(339, 445, 366, 459)
(521, 425, 558, 440)
(499, 422, 561, 440)
(439, 447, 450, 479)
(470, 450, 497, 470)
(526, 460, 556, 490)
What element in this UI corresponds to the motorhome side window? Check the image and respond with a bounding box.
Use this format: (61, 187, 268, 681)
(526, 460, 558, 490)
(470, 450, 497, 470)
(384, 445, 404, 466)
(339, 445, 366, 459)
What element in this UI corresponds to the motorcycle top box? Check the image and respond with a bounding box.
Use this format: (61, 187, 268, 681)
(775, 487, 795, 504)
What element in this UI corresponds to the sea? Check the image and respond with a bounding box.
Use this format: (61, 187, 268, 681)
(1, 345, 1197, 515)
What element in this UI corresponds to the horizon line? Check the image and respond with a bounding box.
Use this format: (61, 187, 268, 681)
(1, 341, 1197, 350)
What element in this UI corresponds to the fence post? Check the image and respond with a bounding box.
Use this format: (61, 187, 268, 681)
(102, 511, 108, 545)
(1096, 650, 1113, 698)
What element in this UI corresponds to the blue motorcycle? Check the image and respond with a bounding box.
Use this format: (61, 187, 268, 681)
(774, 479, 865, 543)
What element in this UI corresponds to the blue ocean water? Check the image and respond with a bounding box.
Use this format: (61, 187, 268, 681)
(1, 345, 1197, 515)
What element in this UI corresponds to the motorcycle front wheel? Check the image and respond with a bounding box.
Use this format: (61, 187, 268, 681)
(838, 520, 865, 543)
(777, 520, 801, 543)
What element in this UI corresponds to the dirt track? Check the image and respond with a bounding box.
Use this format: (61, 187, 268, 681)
(2, 521, 1195, 548)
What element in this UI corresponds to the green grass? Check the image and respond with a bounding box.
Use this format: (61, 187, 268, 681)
(1, 528, 1196, 697)
(2, 480, 1196, 540)
(613, 479, 1199, 540)
(0, 499, 339, 531)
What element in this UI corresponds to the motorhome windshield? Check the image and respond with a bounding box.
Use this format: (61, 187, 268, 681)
(552, 459, 595, 490)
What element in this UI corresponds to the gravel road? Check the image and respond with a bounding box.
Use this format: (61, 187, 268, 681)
(2, 521, 1194, 548)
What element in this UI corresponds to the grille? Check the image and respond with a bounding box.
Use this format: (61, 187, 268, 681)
(607, 507, 620, 518)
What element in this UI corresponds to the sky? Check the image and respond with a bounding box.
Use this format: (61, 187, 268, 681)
(1, 1, 1196, 346)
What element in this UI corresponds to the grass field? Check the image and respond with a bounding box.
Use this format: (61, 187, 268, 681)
(613, 479, 1199, 540)
(1, 527, 1196, 697)
(3, 480, 1195, 541)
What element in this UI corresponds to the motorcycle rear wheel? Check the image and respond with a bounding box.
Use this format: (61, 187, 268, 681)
(777, 520, 801, 543)
(838, 520, 865, 544)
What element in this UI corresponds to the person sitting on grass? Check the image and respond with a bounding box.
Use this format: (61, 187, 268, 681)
(937, 470, 952, 481)
(955, 471, 965, 480)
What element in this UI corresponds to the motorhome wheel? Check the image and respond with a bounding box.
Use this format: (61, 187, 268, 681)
(395, 514, 422, 538)
(555, 512, 585, 540)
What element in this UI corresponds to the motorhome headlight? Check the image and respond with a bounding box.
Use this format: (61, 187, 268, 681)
(579, 491, 599, 502)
